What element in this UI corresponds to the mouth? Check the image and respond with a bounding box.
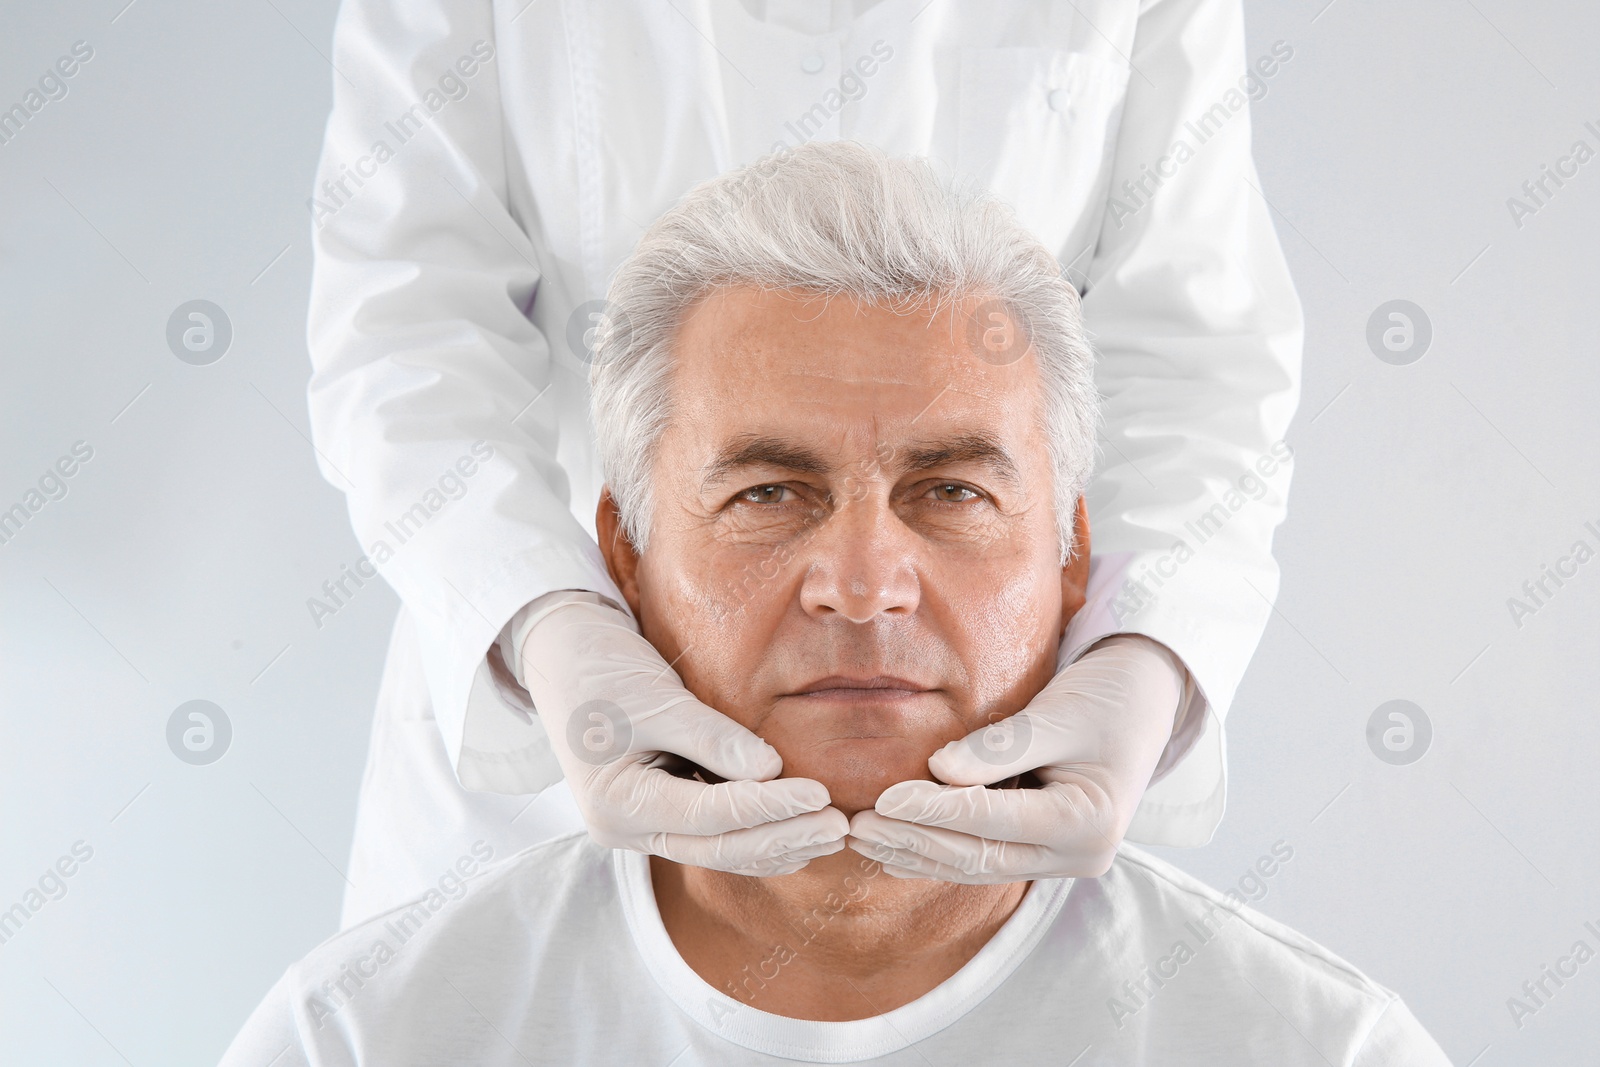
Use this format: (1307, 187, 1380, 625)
(786, 675, 936, 700)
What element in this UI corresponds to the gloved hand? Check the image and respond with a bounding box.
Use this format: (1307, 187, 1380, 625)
(517, 591, 849, 876)
(846, 633, 1190, 883)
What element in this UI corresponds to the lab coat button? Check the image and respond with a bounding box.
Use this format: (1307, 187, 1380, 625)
(801, 53, 825, 74)
(1047, 88, 1069, 112)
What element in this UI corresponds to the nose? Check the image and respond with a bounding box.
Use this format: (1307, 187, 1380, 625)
(797, 490, 921, 622)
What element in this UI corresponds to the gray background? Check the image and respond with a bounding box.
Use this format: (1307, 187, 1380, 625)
(1, 0, 1596, 1063)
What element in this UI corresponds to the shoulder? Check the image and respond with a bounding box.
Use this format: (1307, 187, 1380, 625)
(362, 828, 608, 940)
(282, 831, 613, 1011)
(1103, 843, 1391, 998)
(1083, 844, 1449, 1060)
(221, 832, 617, 1059)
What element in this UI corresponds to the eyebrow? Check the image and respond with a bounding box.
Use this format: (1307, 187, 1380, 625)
(896, 432, 1021, 490)
(698, 430, 1022, 493)
(699, 435, 831, 493)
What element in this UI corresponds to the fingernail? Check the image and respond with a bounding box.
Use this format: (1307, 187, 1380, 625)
(879, 864, 921, 880)
(876, 794, 917, 819)
(928, 748, 965, 781)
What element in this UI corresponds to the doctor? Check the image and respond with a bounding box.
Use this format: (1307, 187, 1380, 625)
(307, 0, 1302, 926)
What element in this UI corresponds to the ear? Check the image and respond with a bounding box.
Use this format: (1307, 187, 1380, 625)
(595, 487, 643, 619)
(1059, 495, 1090, 638)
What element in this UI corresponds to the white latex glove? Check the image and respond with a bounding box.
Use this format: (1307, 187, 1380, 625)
(517, 591, 848, 876)
(846, 634, 1190, 883)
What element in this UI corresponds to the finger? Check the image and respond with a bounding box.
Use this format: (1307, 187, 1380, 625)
(598, 765, 832, 838)
(873, 778, 1117, 852)
(849, 809, 1065, 882)
(631, 694, 784, 782)
(930, 641, 1182, 787)
(844, 838, 995, 884)
(927, 703, 1097, 786)
(651, 807, 850, 873)
(738, 837, 849, 878)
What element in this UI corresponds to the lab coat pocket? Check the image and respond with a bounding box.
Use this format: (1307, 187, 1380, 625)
(957, 47, 1130, 260)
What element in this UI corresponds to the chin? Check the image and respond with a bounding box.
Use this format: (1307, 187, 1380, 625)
(788, 736, 937, 819)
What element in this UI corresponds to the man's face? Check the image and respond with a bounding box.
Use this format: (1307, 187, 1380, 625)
(599, 286, 1083, 818)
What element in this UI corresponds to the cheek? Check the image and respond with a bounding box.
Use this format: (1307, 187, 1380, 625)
(636, 537, 797, 713)
(643, 536, 794, 631)
(933, 548, 1062, 713)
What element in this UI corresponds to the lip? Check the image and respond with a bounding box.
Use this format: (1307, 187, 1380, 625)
(788, 675, 935, 696)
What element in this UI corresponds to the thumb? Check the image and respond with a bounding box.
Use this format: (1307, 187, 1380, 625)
(638, 693, 784, 782)
(927, 708, 1046, 786)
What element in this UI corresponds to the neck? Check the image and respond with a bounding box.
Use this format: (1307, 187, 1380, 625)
(651, 849, 1029, 1021)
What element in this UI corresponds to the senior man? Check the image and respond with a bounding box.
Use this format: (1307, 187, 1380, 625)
(222, 143, 1447, 1065)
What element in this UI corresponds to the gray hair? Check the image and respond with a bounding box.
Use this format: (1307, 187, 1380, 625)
(588, 139, 1099, 565)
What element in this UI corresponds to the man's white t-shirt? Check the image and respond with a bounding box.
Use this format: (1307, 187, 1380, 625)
(220, 832, 1450, 1065)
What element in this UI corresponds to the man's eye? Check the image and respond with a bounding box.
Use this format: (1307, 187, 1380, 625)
(737, 485, 794, 505)
(928, 483, 979, 503)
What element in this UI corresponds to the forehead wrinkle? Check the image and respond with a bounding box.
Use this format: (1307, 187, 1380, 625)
(781, 367, 932, 390)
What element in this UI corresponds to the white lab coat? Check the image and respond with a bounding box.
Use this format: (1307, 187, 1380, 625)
(307, 0, 1303, 926)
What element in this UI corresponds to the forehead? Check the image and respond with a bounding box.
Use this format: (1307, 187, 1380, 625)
(664, 286, 1046, 458)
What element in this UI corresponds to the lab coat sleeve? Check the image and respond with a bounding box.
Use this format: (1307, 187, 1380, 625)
(1060, 0, 1304, 846)
(306, 0, 624, 786)
(1351, 997, 1455, 1066)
